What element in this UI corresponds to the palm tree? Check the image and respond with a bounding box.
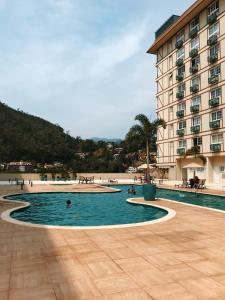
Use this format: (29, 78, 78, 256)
(126, 114, 166, 183)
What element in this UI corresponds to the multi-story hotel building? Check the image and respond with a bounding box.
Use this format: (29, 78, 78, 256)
(148, 0, 225, 186)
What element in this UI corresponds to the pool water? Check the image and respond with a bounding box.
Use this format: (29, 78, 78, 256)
(5, 185, 167, 226)
(157, 188, 225, 211)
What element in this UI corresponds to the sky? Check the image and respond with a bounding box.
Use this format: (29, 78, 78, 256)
(0, 0, 194, 139)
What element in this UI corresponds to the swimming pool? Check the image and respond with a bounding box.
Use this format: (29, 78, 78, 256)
(4, 185, 168, 227)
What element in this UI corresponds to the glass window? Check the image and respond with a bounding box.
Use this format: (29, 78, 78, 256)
(169, 142, 174, 156)
(168, 125, 173, 139)
(178, 83, 185, 92)
(192, 116, 200, 126)
(192, 95, 201, 106)
(178, 102, 185, 111)
(167, 40, 173, 53)
(208, 1, 219, 16)
(191, 55, 200, 67)
(212, 133, 223, 144)
(210, 88, 221, 99)
(211, 110, 222, 121)
(190, 17, 199, 31)
(177, 65, 185, 76)
(178, 139, 186, 148)
(169, 106, 173, 121)
(191, 76, 200, 85)
(191, 37, 199, 50)
(210, 44, 219, 56)
(176, 31, 184, 42)
(177, 47, 185, 59)
(168, 89, 173, 103)
(193, 137, 202, 146)
(178, 121, 186, 129)
(210, 65, 220, 76)
(208, 23, 219, 37)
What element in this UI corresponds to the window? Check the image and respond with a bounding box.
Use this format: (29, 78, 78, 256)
(208, 23, 219, 37)
(210, 65, 220, 77)
(168, 106, 174, 121)
(178, 121, 186, 129)
(168, 125, 174, 138)
(176, 31, 184, 43)
(190, 17, 199, 31)
(178, 83, 185, 92)
(193, 137, 202, 146)
(191, 37, 199, 50)
(211, 110, 222, 121)
(178, 139, 186, 148)
(212, 133, 223, 144)
(167, 40, 173, 53)
(177, 65, 185, 76)
(168, 72, 173, 86)
(192, 95, 201, 106)
(220, 166, 225, 172)
(208, 1, 219, 16)
(209, 44, 219, 56)
(169, 142, 174, 156)
(178, 102, 185, 111)
(191, 55, 200, 67)
(168, 55, 173, 69)
(192, 116, 200, 126)
(210, 88, 221, 99)
(168, 89, 173, 103)
(191, 76, 200, 85)
(177, 47, 185, 60)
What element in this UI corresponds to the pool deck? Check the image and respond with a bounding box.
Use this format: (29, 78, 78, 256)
(1, 184, 225, 299)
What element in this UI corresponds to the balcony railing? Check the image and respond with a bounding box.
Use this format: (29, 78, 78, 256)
(189, 27, 198, 39)
(190, 104, 199, 113)
(191, 125, 200, 133)
(189, 65, 198, 74)
(190, 84, 199, 93)
(176, 74, 184, 82)
(207, 34, 218, 46)
(210, 120, 220, 129)
(176, 110, 185, 118)
(208, 75, 219, 85)
(176, 129, 185, 136)
(208, 53, 218, 64)
(210, 143, 221, 152)
(209, 97, 220, 107)
(177, 148, 186, 155)
(207, 13, 218, 25)
(176, 91, 184, 99)
(189, 48, 198, 58)
(176, 58, 184, 67)
(175, 40, 184, 49)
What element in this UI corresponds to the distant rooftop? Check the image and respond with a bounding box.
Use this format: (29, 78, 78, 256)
(155, 15, 180, 39)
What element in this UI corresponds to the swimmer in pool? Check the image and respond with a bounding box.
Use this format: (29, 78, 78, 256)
(66, 200, 72, 207)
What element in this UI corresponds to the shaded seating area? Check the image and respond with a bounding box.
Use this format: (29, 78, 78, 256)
(175, 178, 206, 189)
(78, 176, 95, 184)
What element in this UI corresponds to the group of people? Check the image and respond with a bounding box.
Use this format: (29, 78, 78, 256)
(189, 175, 199, 188)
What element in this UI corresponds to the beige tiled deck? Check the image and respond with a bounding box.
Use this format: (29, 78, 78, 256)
(1, 184, 225, 299)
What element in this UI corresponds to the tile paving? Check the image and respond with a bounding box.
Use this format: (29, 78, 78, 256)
(0, 184, 225, 299)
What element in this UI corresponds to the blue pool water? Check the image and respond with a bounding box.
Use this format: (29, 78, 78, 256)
(5, 185, 167, 226)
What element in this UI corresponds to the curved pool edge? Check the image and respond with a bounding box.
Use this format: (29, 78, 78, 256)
(0, 194, 176, 230)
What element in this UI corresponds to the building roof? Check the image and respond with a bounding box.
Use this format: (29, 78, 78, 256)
(147, 0, 214, 54)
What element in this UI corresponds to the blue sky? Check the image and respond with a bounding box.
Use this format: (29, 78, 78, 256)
(0, 0, 194, 139)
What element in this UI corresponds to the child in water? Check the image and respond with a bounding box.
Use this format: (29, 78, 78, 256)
(66, 200, 72, 207)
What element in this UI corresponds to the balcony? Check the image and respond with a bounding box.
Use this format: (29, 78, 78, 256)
(208, 75, 219, 85)
(176, 110, 185, 118)
(189, 65, 198, 74)
(207, 34, 218, 46)
(190, 104, 199, 113)
(177, 148, 186, 156)
(207, 13, 218, 25)
(176, 58, 184, 67)
(176, 129, 185, 137)
(191, 125, 200, 133)
(175, 40, 184, 49)
(210, 143, 221, 152)
(176, 74, 184, 82)
(189, 27, 198, 39)
(210, 120, 220, 129)
(176, 91, 184, 100)
(189, 48, 198, 58)
(209, 97, 220, 107)
(190, 84, 199, 94)
(208, 53, 218, 64)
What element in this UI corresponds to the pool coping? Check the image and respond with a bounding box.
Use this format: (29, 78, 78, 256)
(0, 193, 176, 230)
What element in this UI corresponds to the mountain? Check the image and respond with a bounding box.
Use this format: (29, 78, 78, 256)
(0, 102, 79, 162)
(91, 137, 122, 144)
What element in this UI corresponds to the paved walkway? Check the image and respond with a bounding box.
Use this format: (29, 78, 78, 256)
(1, 184, 225, 299)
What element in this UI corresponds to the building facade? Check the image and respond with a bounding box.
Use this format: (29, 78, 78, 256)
(148, 0, 225, 186)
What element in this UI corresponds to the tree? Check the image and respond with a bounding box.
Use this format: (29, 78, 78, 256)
(126, 114, 166, 183)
